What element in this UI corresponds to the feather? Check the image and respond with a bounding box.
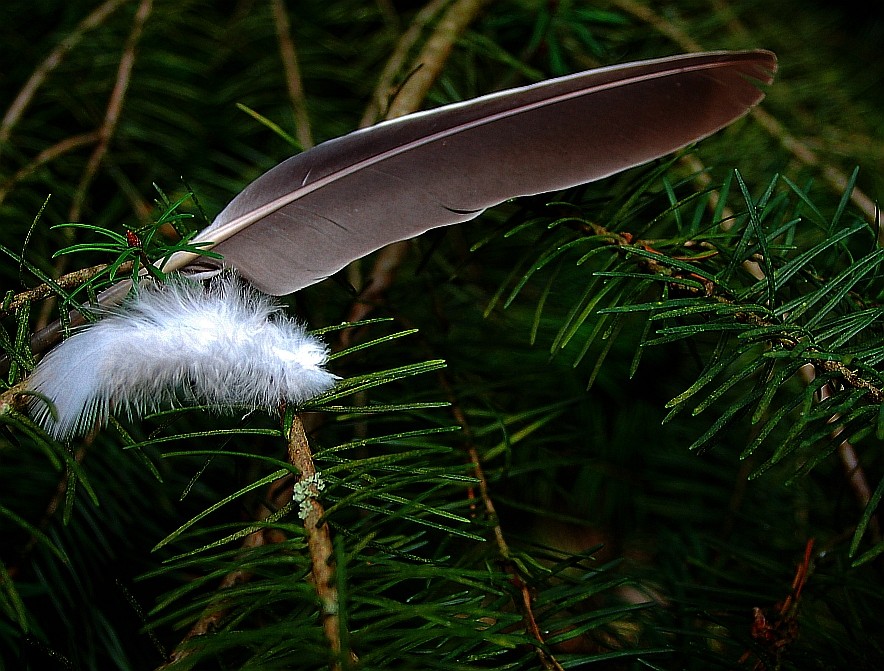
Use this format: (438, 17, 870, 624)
(19, 50, 777, 436)
(26, 274, 336, 439)
(159, 49, 777, 295)
(18, 49, 777, 361)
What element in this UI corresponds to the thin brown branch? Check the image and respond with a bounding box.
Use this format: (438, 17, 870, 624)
(69, 0, 153, 223)
(801, 363, 880, 539)
(287, 413, 353, 669)
(384, 0, 488, 120)
(1, 261, 133, 316)
(434, 371, 564, 671)
(156, 524, 282, 670)
(610, 0, 703, 52)
(358, 0, 452, 128)
(270, 0, 314, 150)
(0, 131, 100, 206)
(0, 0, 130, 147)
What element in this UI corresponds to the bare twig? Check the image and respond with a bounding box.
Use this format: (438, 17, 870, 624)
(384, 0, 488, 120)
(0, 261, 132, 316)
(800, 363, 880, 540)
(751, 108, 879, 226)
(434, 370, 564, 671)
(270, 0, 314, 150)
(0, 132, 100, 206)
(286, 413, 352, 670)
(358, 0, 452, 128)
(156, 524, 282, 669)
(69, 0, 154, 223)
(0, 0, 130, 148)
(610, 0, 703, 52)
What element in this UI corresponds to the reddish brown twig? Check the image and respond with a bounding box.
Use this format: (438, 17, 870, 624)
(434, 370, 564, 671)
(740, 539, 815, 670)
(156, 525, 281, 670)
(359, 0, 451, 128)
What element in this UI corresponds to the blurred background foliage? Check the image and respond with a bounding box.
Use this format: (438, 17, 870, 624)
(1, 0, 883, 669)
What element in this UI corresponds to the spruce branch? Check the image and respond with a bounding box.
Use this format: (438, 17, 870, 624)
(286, 412, 353, 670)
(0, 261, 133, 317)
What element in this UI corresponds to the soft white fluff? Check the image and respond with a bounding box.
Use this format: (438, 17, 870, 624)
(26, 274, 336, 439)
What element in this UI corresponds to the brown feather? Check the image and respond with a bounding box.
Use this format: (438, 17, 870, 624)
(162, 50, 776, 295)
(16, 50, 776, 364)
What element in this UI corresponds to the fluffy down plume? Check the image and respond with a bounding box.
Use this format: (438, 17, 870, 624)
(26, 274, 336, 439)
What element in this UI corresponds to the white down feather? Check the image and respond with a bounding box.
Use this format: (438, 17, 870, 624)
(26, 274, 336, 439)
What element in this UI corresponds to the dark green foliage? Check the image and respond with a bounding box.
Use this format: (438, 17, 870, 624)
(1, 1, 883, 670)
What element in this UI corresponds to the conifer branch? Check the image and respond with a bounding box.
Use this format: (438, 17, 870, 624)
(286, 412, 353, 670)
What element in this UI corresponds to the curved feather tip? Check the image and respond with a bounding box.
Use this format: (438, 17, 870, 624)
(26, 275, 337, 439)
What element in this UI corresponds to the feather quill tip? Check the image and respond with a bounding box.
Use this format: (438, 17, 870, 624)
(26, 274, 337, 440)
